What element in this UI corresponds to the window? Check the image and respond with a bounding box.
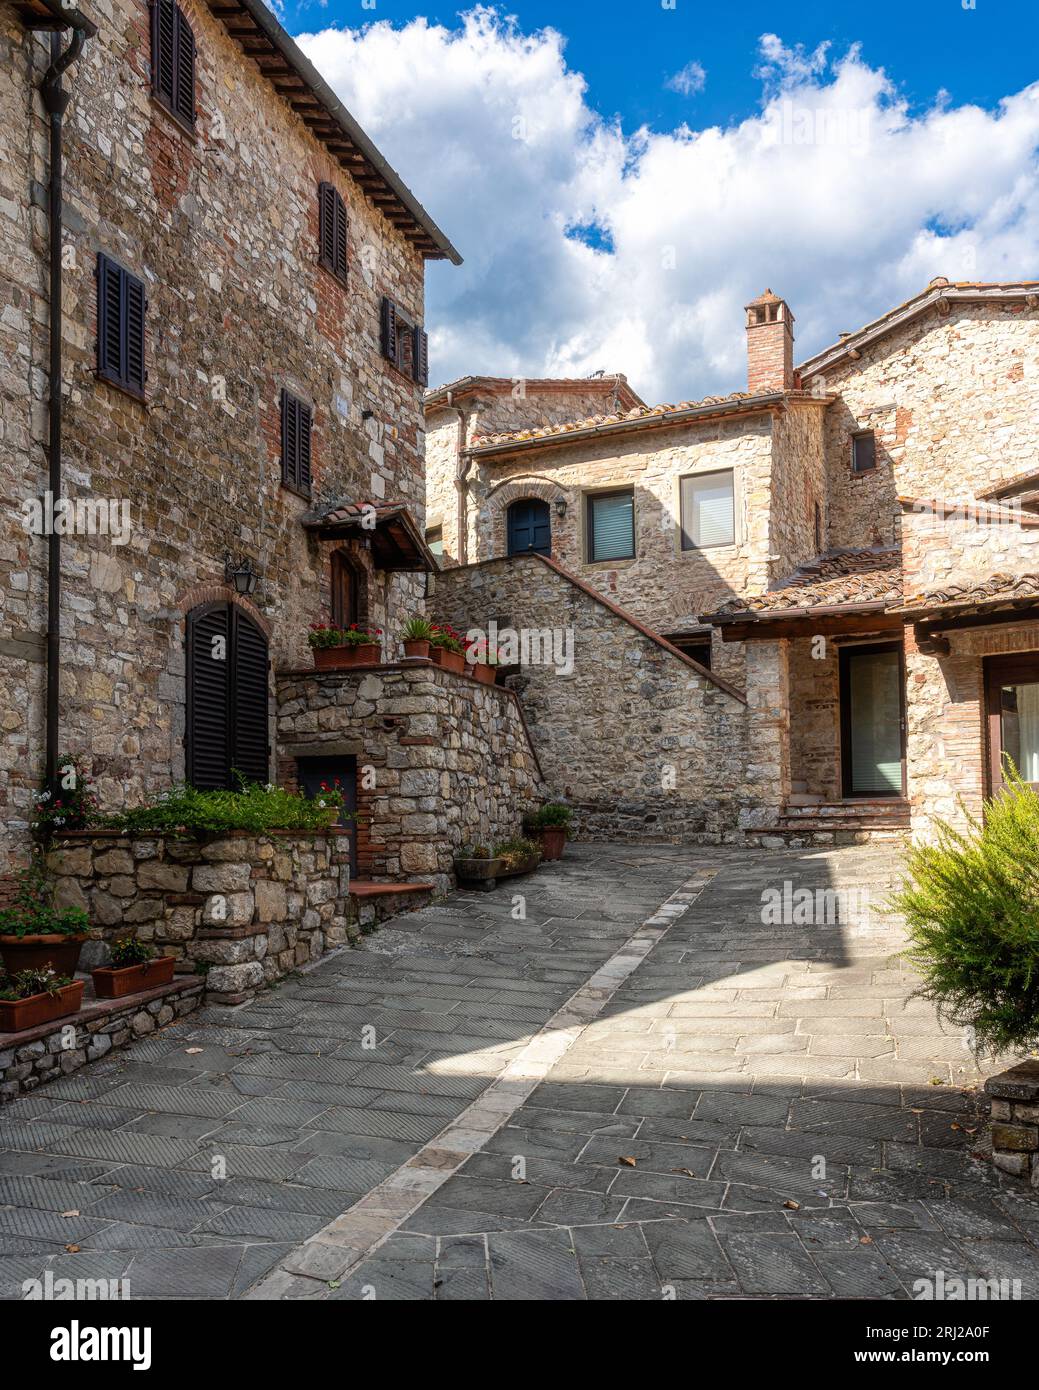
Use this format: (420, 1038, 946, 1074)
(680, 470, 735, 549)
(318, 182, 348, 282)
(851, 430, 876, 473)
(666, 635, 712, 670)
(381, 297, 429, 386)
(507, 500, 551, 557)
(425, 526, 444, 561)
(281, 389, 312, 498)
(186, 602, 269, 790)
(151, 0, 196, 129)
(586, 489, 635, 563)
(331, 551, 360, 628)
(96, 254, 146, 397)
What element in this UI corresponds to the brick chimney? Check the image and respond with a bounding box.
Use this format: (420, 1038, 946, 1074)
(745, 289, 795, 393)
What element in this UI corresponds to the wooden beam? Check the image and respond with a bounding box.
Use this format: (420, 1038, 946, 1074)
(916, 603, 1039, 636)
(717, 613, 903, 643)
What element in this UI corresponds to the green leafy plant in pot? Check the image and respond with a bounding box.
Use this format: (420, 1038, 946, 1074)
(401, 616, 434, 660)
(91, 934, 176, 1000)
(0, 858, 90, 977)
(0, 966, 83, 1031)
(522, 802, 573, 861)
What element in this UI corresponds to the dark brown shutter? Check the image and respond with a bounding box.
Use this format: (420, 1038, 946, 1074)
(152, 0, 175, 107)
(318, 183, 347, 279)
(230, 608, 270, 785)
(413, 326, 429, 386)
(280, 389, 312, 497)
(97, 254, 146, 395)
(381, 297, 397, 364)
(173, 6, 195, 127)
(186, 603, 230, 790)
(333, 193, 348, 279)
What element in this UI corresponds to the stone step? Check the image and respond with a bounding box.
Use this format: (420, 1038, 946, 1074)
(787, 793, 824, 806)
(782, 800, 909, 822)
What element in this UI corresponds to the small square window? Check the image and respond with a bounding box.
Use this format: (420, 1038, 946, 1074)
(851, 430, 876, 473)
(666, 636, 712, 669)
(426, 526, 443, 560)
(680, 470, 735, 549)
(586, 489, 635, 563)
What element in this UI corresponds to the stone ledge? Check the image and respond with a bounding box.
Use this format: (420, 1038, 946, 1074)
(985, 1059, 1039, 1102)
(0, 973, 203, 1050)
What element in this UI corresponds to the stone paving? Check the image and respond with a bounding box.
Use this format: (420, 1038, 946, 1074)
(2, 843, 1038, 1300)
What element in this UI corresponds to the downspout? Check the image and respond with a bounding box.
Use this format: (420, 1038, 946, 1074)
(36, 2, 97, 788)
(441, 391, 474, 566)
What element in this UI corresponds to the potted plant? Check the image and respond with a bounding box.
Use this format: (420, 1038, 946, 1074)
(308, 623, 383, 669)
(0, 968, 83, 1032)
(91, 934, 176, 999)
(313, 779, 347, 826)
(523, 802, 573, 861)
(453, 843, 505, 890)
(466, 638, 501, 686)
(401, 616, 434, 661)
(30, 756, 99, 839)
(429, 624, 466, 674)
(0, 860, 90, 977)
(494, 837, 543, 877)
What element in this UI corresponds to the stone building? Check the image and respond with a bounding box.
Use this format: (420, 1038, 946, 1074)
(427, 280, 1039, 844)
(0, 0, 490, 890)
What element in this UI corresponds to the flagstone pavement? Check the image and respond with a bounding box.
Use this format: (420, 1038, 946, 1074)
(2, 842, 1038, 1301)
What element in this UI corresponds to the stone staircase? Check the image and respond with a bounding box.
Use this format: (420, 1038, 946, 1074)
(748, 783, 911, 847)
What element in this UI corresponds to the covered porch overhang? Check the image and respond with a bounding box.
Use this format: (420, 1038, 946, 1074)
(704, 601, 903, 644)
(892, 583, 1039, 657)
(301, 501, 437, 572)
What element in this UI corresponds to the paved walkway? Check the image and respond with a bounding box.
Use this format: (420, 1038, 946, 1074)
(1, 843, 1038, 1300)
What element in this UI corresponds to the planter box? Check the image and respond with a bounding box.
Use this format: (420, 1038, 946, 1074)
(431, 647, 465, 674)
(91, 955, 176, 999)
(403, 639, 431, 661)
(471, 662, 496, 686)
(0, 979, 84, 1032)
(497, 853, 541, 878)
(313, 644, 380, 670)
(536, 827, 567, 861)
(0, 933, 88, 977)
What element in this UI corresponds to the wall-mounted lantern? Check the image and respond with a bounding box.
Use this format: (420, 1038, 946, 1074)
(224, 552, 259, 596)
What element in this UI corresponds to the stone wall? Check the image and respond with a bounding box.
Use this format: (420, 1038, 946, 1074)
(47, 829, 354, 1004)
(0, 976, 203, 1104)
(0, 2, 439, 877)
(431, 554, 750, 842)
(987, 1060, 1039, 1187)
(276, 660, 544, 891)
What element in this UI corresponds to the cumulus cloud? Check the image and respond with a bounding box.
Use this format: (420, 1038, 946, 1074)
(297, 7, 1039, 402)
(666, 61, 706, 97)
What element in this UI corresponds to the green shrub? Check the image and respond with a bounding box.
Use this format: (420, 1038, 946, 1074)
(108, 935, 155, 967)
(493, 837, 542, 870)
(31, 756, 99, 838)
(0, 967, 73, 1001)
(401, 616, 434, 640)
(0, 859, 90, 939)
(523, 801, 573, 832)
(102, 780, 347, 837)
(890, 768, 1039, 1054)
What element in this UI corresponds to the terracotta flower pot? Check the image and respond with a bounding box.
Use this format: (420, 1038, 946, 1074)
(432, 647, 465, 674)
(312, 646, 354, 671)
(346, 642, 381, 666)
(0, 933, 88, 977)
(471, 662, 496, 685)
(0, 979, 84, 1032)
(91, 955, 176, 999)
(538, 826, 567, 861)
(403, 639, 431, 660)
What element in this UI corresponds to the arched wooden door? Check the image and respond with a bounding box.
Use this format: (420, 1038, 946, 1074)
(185, 602, 270, 789)
(507, 498, 551, 556)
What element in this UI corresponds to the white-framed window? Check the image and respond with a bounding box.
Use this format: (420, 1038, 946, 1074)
(680, 469, 735, 549)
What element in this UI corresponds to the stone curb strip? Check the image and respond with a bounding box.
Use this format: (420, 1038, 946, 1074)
(244, 870, 715, 1298)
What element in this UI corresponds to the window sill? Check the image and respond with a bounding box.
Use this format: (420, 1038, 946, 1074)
(96, 369, 147, 407)
(150, 93, 198, 143)
(281, 481, 313, 503)
(679, 542, 738, 555)
(583, 555, 637, 570)
(319, 260, 349, 289)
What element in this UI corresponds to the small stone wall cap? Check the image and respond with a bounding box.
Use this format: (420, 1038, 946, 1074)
(984, 1057, 1039, 1101)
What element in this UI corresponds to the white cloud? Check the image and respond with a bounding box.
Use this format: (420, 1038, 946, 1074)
(666, 61, 706, 97)
(297, 8, 1039, 403)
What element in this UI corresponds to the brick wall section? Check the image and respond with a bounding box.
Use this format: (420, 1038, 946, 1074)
(746, 311, 794, 394)
(46, 829, 354, 1004)
(430, 555, 749, 842)
(0, 2, 435, 876)
(275, 661, 544, 890)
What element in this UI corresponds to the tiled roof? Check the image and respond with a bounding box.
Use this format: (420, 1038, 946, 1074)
(468, 389, 822, 451)
(425, 375, 645, 411)
(895, 573, 1039, 617)
(301, 500, 435, 571)
(709, 549, 903, 620)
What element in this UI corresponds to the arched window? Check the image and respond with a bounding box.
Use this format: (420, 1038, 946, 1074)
(507, 498, 551, 556)
(185, 602, 269, 790)
(331, 551, 362, 628)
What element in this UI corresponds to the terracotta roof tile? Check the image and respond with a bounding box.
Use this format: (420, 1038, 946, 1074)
(710, 548, 903, 619)
(895, 572, 1039, 616)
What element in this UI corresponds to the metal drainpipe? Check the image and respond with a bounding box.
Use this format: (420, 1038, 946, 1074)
(35, 3, 96, 788)
(441, 392, 473, 565)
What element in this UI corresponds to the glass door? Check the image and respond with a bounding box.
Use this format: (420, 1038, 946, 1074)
(840, 643, 906, 797)
(986, 656, 1039, 791)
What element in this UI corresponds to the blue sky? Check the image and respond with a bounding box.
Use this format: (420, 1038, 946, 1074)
(287, 2, 1039, 400)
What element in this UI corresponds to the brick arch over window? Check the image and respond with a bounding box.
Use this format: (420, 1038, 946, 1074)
(176, 584, 273, 640)
(484, 477, 570, 560)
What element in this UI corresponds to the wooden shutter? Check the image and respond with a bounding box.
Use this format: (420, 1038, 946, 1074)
(319, 182, 347, 280)
(231, 608, 270, 785)
(413, 326, 429, 386)
(152, 0, 175, 108)
(186, 603, 230, 790)
(186, 603, 269, 790)
(281, 389, 312, 497)
(381, 297, 397, 364)
(173, 5, 195, 128)
(97, 254, 146, 396)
